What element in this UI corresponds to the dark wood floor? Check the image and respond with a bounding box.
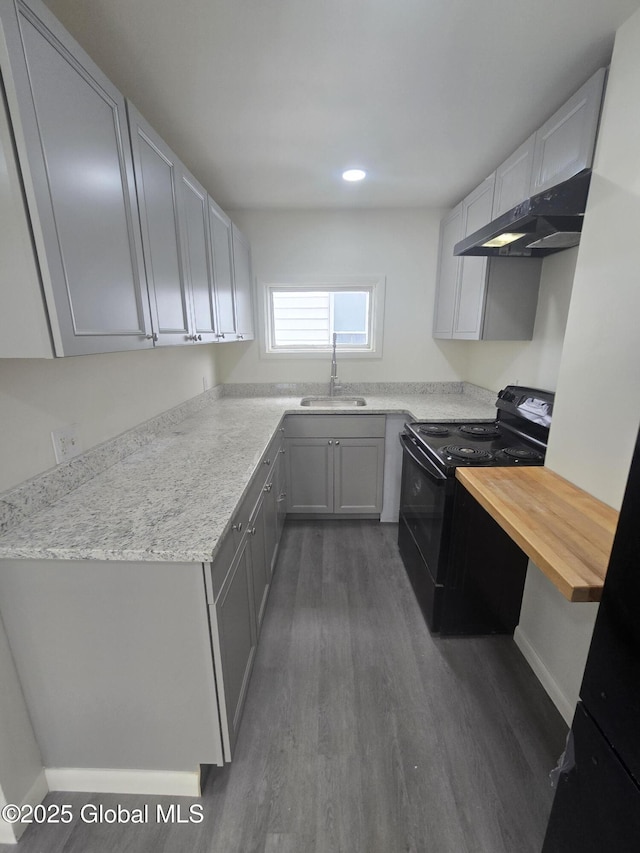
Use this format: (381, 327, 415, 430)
(2, 520, 567, 853)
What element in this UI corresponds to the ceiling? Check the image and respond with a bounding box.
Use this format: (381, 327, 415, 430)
(44, 0, 640, 211)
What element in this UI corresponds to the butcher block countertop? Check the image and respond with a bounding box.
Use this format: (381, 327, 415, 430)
(455, 467, 619, 603)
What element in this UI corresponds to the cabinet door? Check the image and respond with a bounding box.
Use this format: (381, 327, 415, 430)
(432, 203, 463, 339)
(0, 0, 152, 355)
(334, 438, 385, 514)
(128, 104, 190, 346)
(248, 492, 269, 634)
(213, 535, 256, 758)
(492, 133, 535, 218)
(208, 198, 236, 339)
(178, 169, 217, 342)
(275, 446, 288, 545)
(231, 223, 254, 341)
(453, 175, 495, 340)
(286, 438, 333, 514)
(530, 68, 606, 196)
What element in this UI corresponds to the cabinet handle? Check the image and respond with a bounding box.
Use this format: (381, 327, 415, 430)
(144, 333, 158, 342)
(263, 458, 271, 465)
(196, 334, 202, 341)
(279, 448, 285, 454)
(277, 492, 287, 502)
(237, 334, 244, 340)
(263, 483, 272, 492)
(232, 522, 243, 532)
(216, 333, 225, 340)
(251, 526, 257, 535)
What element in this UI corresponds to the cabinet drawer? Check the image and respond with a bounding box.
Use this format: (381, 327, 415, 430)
(284, 414, 386, 439)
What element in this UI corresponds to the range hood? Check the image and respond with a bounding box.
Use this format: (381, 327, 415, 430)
(454, 171, 592, 258)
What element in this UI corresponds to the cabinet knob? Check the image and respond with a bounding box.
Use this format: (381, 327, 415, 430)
(197, 334, 202, 341)
(263, 458, 271, 465)
(144, 333, 158, 342)
(232, 522, 243, 532)
(328, 440, 333, 445)
(237, 334, 244, 340)
(335, 440, 340, 445)
(279, 448, 285, 454)
(264, 483, 272, 492)
(277, 492, 287, 502)
(251, 526, 257, 535)
(216, 333, 225, 340)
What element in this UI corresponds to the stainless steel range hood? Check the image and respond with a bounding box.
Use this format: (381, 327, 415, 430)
(454, 171, 592, 258)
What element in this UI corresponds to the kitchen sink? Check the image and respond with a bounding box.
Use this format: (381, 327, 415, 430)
(300, 396, 367, 407)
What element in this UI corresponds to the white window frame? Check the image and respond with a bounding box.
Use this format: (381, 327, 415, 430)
(260, 275, 385, 359)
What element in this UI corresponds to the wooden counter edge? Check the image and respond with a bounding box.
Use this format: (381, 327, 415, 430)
(455, 467, 618, 604)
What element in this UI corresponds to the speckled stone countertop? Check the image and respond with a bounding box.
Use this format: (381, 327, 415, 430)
(0, 392, 496, 563)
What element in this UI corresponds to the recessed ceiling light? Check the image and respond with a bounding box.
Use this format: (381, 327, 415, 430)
(342, 169, 366, 182)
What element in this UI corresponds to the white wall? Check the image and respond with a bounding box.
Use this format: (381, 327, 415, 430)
(216, 208, 461, 385)
(0, 345, 220, 493)
(516, 7, 640, 723)
(0, 612, 44, 843)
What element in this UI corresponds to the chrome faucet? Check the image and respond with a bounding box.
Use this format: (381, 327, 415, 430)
(329, 333, 341, 397)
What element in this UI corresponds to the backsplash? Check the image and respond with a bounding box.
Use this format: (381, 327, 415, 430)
(222, 381, 468, 397)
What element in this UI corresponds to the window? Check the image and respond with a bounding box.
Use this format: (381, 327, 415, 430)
(263, 277, 384, 357)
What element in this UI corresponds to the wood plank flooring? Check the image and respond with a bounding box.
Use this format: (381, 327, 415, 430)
(1, 520, 567, 853)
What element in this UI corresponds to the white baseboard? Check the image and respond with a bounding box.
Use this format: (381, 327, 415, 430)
(0, 769, 49, 843)
(514, 626, 575, 725)
(45, 767, 201, 798)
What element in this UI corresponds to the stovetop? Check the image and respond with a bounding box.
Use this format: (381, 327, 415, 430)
(405, 419, 546, 474)
(404, 385, 554, 475)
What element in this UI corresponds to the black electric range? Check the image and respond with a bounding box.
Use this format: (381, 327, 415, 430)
(398, 385, 554, 635)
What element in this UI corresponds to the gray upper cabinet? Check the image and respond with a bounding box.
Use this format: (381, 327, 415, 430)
(432, 203, 463, 339)
(231, 223, 255, 341)
(177, 169, 217, 343)
(454, 175, 495, 339)
(0, 0, 152, 356)
(530, 68, 606, 196)
(128, 103, 190, 346)
(492, 133, 536, 218)
(208, 198, 236, 340)
(434, 174, 542, 341)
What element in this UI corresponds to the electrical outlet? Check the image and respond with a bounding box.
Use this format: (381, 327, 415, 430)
(51, 424, 82, 464)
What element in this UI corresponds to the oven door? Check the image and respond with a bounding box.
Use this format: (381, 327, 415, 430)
(399, 433, 454, 585)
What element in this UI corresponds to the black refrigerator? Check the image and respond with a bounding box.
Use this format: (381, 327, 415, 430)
(542, 427, 640, 851)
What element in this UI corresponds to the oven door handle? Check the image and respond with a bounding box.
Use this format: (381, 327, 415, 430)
(400, 433, 448, 482)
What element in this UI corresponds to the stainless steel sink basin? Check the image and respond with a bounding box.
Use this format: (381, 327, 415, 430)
(300, 396, 367, 407)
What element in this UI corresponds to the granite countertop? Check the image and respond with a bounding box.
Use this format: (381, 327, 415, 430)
(0, 392, 496, 563)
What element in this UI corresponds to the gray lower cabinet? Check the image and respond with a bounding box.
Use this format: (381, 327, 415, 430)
(207, 431, 286, 758)
(285, 415, 386, 516)
(208, 535, 257, 759)
(0, 0, 152, 357)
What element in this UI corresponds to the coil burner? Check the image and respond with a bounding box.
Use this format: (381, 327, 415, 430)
(458, 424, 500, 439)
(441, 445, 493, 463)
